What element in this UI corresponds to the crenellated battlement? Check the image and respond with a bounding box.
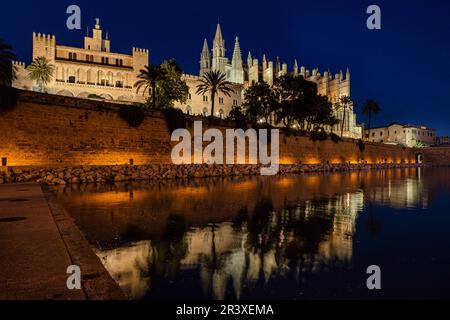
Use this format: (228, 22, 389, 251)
(33, 32, 56, 43)
(132, 47, 149, 54)
(12, 61, 26, 68)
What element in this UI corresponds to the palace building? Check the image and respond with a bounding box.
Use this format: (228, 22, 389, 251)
(13, 19, 149, 102)
(12, 19, 362, 138)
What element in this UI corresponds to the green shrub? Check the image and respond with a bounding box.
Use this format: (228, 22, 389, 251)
(310, 130, 327, 141)
(357, 139, 366, 152)
(163, 107, 186, 134)
(318, 130, 328, 141)
(0, 86, 19, 113)
(329, 133, 342, 143)
(310, 130, 319, 141)
(118, 105, 146, 127)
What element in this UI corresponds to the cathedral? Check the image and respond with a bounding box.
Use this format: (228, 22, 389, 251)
(192, 23, 363, 138)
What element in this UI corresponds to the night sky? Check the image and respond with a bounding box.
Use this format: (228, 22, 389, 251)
(1, 0, 450, 135)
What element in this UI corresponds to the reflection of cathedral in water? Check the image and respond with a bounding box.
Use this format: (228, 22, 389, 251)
(54, 168, 437, 299)
(95, 191, 364, 300)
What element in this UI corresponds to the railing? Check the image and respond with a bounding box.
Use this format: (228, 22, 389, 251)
(54, 81, 133, 91)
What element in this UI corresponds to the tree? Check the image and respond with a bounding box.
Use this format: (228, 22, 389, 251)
(196, 70, 235, 117)
(27, 56, 54, 92)
(242, 81, 279, 124)
(310, 95, 339, 132)
(337, 96, 352, 137)
(227, 105, 247, 129)
(274, 74, 318, 128)
(362, 99, 380, 141)
(134, 64, 167, 109)
(154, 59, 189, 109)
(0, 38, 16, 86)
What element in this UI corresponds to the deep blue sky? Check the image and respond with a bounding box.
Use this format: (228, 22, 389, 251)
(1, 0, 450, 135)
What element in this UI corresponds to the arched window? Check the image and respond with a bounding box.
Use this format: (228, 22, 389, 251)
(185, 106, 192, 115)
(202, 107, 209, 117)
(219, 109, 224, 119)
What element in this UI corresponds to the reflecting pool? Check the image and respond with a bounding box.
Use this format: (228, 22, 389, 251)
(53, 167, 450, 299)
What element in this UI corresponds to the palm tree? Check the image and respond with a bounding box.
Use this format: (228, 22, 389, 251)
(338, 96, 352, 137)
(196, 70, 235, 117)
(134, 64, 167, 109)
(362, 99, 380, 141)
(0, 38, 16, 86)
(27, 56, 54, 92)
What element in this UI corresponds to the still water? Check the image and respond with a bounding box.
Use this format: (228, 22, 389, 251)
(54, 167, 450, 300)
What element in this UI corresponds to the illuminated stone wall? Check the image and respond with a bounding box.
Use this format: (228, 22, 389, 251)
(0, 90, 422, 167)
(423, 147, 450, 165)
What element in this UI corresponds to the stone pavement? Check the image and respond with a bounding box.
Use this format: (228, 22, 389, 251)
(0, 183, 124, 300)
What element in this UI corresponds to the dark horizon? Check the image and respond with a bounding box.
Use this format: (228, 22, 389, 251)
(2, 0, 450, 135)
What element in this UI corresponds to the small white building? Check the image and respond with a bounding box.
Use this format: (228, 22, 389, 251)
(365, 123, 436, 147)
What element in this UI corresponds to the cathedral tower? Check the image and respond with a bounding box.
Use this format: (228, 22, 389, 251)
(212, 23, 228, 74)
(230, 37, 244, 84)
(200, 38, 211, 76)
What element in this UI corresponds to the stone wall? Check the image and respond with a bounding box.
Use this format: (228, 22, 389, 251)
(0, 90, 426, 168)
(423, 147, 450, 165)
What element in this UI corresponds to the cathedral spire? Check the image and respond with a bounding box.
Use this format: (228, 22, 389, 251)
(293, 59, 298, 76)
(276, 56, 281, 74)
(214, 23, 224, 44)
(230, 37, 244, 84)
(212, 23, 226, 73)
(247, 51, 252, 67)
(232, 37, 242, 65)
(200, 38, 211, 76)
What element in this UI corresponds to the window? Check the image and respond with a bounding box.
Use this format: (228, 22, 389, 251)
(233, 99, 238, 106)
(101, 57, 109, 64)
(115, 58, 123, 66)
(86, 54, 90, 61)
(219, 97, 224, 104)
(202, 108, 209, 117)
(203, 95, 208, 102)
(188, 93, 192, 100)
(68, 76, 76, 83)
(380, 132, 383, 137)
(115, 81, 123, 88)
(372, 132, 375, 137)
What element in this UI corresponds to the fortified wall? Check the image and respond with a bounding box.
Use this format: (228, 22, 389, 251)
(0, 90, 435, 168)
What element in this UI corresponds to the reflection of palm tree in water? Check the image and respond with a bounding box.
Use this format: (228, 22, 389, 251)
(365, 200, 382, 238)
(150, 215, 189, 281)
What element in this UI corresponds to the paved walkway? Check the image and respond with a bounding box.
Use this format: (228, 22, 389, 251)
(0, 183, 124, 300)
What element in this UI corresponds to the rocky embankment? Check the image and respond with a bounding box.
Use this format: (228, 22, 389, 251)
(0, 163, 426, 185)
